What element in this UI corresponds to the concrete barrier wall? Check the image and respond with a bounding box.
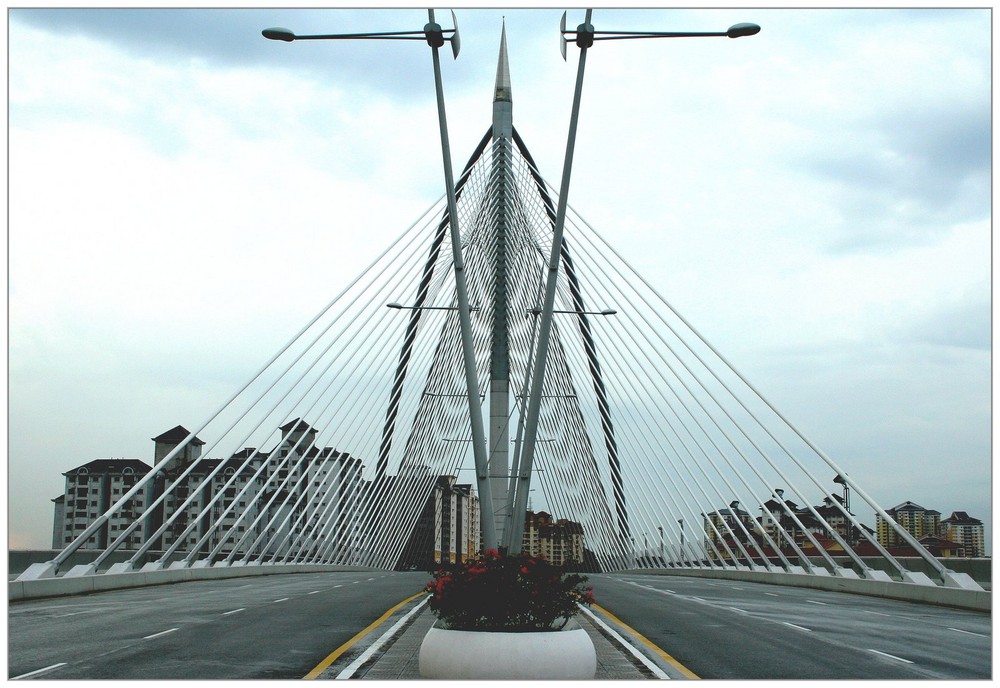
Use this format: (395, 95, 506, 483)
(630, 567, 990, 612)
(859, 556, 991, 585)
(9, 550, 146, 575)
(8, 563, 378, 602)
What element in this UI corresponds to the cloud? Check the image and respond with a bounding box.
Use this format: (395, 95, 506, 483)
(905, 292, 991, 350)
(9, 8, 563, 104)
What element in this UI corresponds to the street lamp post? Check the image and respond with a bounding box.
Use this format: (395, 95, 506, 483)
(679, 518, 685, 564)
(507, 12, 597, 554)
(263, 10, 498, 551)
(509, 9, 760, 556)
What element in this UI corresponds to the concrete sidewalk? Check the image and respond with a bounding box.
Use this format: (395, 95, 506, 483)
(316, 597, 691, 680)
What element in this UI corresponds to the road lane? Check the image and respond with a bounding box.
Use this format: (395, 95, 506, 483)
(592, 573, 990, 679)
(9, 570, 428, 680)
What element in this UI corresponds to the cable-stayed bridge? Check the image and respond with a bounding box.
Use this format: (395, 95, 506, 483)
(16, 13, 985, 607)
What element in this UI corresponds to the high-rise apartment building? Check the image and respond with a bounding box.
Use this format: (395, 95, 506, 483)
(394, 474, 481, 570)
(54, 458, 150, 549)
(52, 422, 365, 561)
(876, 501, 941, 548)
(521, 510, 585, 566)
(940, 511, 985, 558)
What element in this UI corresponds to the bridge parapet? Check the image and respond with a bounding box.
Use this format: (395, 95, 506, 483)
(9, 562, 379, 602)
(631, 567, 990, 612)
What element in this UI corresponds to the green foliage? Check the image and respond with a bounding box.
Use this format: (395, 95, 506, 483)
(424, 549, 595, 632)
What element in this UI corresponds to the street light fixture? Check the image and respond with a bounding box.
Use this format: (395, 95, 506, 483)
(263, 12, 461, 58)
(526, 307, 616, 316)
(387, 302, 481, 312)
(559, 13, 760, 60)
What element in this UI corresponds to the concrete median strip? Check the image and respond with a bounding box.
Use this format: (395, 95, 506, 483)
(333, 597, 429, 679)
(302, 591, 427, 680)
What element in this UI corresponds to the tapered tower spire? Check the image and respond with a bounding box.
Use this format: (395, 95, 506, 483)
(489, 22, 513, 543)
(492, 21, 512, 137)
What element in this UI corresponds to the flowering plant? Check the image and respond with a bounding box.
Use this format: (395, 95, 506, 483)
(424, 549, 594, 632)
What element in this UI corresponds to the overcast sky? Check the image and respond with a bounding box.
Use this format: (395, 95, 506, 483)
(7, 6, 991, 552)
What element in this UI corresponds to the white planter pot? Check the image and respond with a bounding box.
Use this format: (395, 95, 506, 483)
(418, 619, 597, 680)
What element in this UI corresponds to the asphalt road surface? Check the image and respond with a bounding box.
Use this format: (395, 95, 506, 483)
(9, 570, 991, 680)
(590, 573, 991, 679)
(8, 570, 429, 680)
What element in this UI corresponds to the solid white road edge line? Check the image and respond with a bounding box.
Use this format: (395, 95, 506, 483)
(335, 596, 430, 679)
(578, 605, 669, 680)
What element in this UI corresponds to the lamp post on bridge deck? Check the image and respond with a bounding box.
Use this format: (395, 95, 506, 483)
(507, 9, 760, 556)
(263, 10, 499, 551)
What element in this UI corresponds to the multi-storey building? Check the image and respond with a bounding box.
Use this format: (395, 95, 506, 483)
(433, 475, 480, 565)
(52, 422, 366, 561)
(940, 511, 985, 558)
(703, 500, 758, 552)
(876, 501, 941, 548)
(54, 458, 151, 549)
(395, 493, 587, 569)
(707, 489, 874, 563)
(521, 510, 585, 566)
(758, 490, 813, 549)
(396, 474, 481, 570)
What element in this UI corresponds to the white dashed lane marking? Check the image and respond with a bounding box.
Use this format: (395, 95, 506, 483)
(867, 649, 913, 664)
(12, 663, 67, 680)
(143, 628, 179, 640)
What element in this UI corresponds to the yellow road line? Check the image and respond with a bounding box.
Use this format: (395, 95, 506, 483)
(303, 591, 427, 680)
(591, 602, 700, 679)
